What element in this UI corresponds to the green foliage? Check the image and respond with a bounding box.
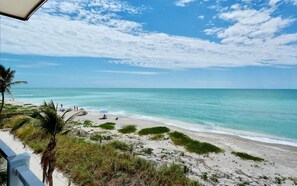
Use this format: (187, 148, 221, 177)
(274, 176, 285, 184)
(109, 140, 133, 152)
(83, 120, 93, 127)
(232, 152, 264, 162)
(90, 134, 112, 141)
(210, 173, 219, 182)
(118, 125, 137, 134)
(138, 126, 170, 135)
(71, 120, 81, 125)
(201, 172, 208, 180)
(237, 181, 249, 186)
(289, 177, 297, 185)
(1, 103, 38, 116)
(98, 122, 116, 130)
(169, 131, 222, 154)
(13, 124, 200, 186)
(150, 133, 164, 141)
(142, 148, 153, 155)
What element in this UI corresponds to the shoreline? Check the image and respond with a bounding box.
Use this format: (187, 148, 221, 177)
(3, 99, 297, 185)
(8, 98, 297, 148)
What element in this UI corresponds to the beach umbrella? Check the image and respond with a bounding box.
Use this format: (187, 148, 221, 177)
(99, 109, 108, 114)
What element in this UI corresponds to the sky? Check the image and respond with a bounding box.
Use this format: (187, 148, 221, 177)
(0, 0, 297, 88)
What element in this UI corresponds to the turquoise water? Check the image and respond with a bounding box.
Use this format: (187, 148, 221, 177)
(10, 88, 297, 145)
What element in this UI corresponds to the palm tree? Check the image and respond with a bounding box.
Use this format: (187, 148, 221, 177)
(0, 65, 27, 115)
(12, 100, 80, 186)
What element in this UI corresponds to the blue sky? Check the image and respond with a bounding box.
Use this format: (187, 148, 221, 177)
(1, 0, 297, 88)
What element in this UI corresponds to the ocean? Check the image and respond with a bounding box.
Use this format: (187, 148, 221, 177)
(10, 88, 297, 146)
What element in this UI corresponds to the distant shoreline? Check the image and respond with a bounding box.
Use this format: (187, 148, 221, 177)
(7, 97, 297, 148)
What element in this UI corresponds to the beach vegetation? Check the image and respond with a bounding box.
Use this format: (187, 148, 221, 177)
(289, 177, 297, 185)
(142, 148, 153, 155)
(109, 140, 133, 152)
(90, 134, 112, 141)
(0, 104, 38, 120)
(0, 65, 28, 116)
(231, 151, 264, 162)
(201, 172, 208, 180)
(10, 100, 81, 186)
(98, 122, 116, 130)
(83, 120, 93, 127)
(138, 126, 170, 135)
(169, 131, 222, 154)
(11, 123, 201, 186)
(237, 181, 249, 186)
(150, 133, 165, 140)
(274, 176, 285, 184)
(210, 173, 219, 183)
(118, 125, 137, 134)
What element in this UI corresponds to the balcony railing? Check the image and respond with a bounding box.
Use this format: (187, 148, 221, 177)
(0, 139, 44, 186)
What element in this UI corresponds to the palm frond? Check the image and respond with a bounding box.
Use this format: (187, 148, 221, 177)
(8, 81, 28, 86)
(64, 111, 84, 124)
(61, 108, 72, 119)
(10, 117, 32, 133)
(5, 89, 13, 99)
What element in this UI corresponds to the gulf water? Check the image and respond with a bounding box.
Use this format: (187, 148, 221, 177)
(10, 88, 297, 146)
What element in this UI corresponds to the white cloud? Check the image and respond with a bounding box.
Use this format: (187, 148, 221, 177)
(16, 62, 61, 68)
(198, 15, 205, 20)
(175, 0, 195, 7)
(1, 0, 297, 70)
(97, 70, 160, 75)
(205, 5, 296, 47)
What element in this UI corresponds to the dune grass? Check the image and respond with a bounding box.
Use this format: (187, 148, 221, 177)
(169, 131, 222, 154)
(118, 125, 137, 134)
(150, 134, 165, 141)
(98, 122, 116, 130)
(90, 134, 112, 141)
(11, 124, 200, 186)
(231, 151, 264, 162)
(138, 126, 170, 135)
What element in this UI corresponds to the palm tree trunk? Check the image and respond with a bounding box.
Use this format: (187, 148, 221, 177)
(0, 92, 4, 115)
(41, 137, 57, 186)
(48, 152, 56, 186)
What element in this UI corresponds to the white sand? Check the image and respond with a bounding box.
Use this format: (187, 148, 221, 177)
(2, 100, 297, 185)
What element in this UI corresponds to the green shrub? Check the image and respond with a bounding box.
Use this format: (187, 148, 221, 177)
(118, 125, 137, 134)
(90, 134, 112, 141)
(83, 120, 93, 127)
(142, 148, 153, 155)
(150, 133, 164, 141)
(138, 126, 170, 135)
(109, 140, 133, 152)
(90, 134, 103, 141)
(169, 131, 222, 154)
(201, 172, 208, 180)
(231, 152, 264, 162)
(98, 122, 115, 130)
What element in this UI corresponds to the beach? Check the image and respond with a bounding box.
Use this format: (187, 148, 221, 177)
(2, 100, 297, 185)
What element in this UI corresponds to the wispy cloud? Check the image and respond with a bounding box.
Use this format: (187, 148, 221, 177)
(174, 0, 195, 7)
(198, 15, 205, 20)
(97, 70, 161, 75)
(1, 0, 297, 70)
(16, 62, 61, 68)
